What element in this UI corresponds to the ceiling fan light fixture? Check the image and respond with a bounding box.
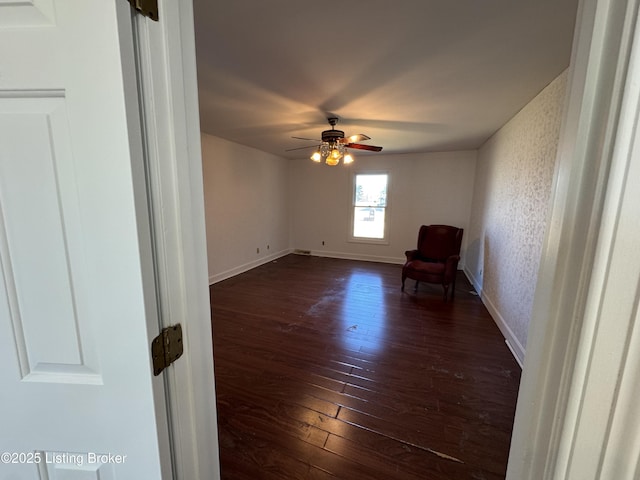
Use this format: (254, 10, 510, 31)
(299, 117, 381, 166)
(320, 143, 331, 157)
(328, 147, 342, 161)
(325, 156, 340, 166)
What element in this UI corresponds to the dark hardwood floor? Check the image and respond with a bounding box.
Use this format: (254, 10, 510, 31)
(210, 254, 521, 480)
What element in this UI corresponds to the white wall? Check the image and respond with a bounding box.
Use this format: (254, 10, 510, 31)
(289, 151, 477, 265)
(201, 134, 290, 283)
(465, 70, 568, 364)
(202, 133, 476, 281)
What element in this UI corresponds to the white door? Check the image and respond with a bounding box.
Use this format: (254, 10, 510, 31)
(0, 1, 171, 479)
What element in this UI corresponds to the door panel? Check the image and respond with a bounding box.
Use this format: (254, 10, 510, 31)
(0, 1, 169, 478)
(0, 94, 101, 385)
(0, 0, 56, 27)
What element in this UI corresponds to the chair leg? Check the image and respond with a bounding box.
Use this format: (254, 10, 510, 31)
(443, 284, 449, 302)
(414, 280, 419, 292)
(401, 275, 406, 291)
(451, 275, 457, 301)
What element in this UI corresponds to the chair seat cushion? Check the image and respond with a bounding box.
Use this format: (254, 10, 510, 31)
(404, 260, 445, 275)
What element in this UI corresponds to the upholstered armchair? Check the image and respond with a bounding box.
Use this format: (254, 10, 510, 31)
(401, 225, 463, 301)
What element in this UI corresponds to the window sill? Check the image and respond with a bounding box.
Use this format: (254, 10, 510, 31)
(348, 237, 390, 246)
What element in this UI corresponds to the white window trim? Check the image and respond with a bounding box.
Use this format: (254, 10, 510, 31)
(348, 170, 390, 245)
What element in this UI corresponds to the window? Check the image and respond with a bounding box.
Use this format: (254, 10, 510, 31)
(351, 173, 388, 243)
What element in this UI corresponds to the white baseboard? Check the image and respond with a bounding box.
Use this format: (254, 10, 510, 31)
(208, 249, 292, 284)
(209, 249, 402, 285)
(308, 249, 405, 265)
(211, 249, 461, 283)
(463, 267, 525, 367)
(505, 339, 524, 369)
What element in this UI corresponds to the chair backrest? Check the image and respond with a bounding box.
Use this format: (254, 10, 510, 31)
(417, 224, 463, 262)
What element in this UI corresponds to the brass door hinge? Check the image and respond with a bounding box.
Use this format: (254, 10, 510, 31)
(127, 0, 159, 21)
(152, 324, 183, 375)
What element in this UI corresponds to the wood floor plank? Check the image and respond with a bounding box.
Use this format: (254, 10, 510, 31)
(211, 254, 521, 479)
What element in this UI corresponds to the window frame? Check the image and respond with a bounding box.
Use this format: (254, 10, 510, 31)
(348, 171, 390, 245)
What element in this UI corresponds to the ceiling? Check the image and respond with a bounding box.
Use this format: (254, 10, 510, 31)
(193, 0, 579, 160)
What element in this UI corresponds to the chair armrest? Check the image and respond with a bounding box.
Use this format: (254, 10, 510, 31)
(444, 255, 461, 282)
(405, 249, 420, 261)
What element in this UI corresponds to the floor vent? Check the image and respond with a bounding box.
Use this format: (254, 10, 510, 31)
(293, 249, 311, 255)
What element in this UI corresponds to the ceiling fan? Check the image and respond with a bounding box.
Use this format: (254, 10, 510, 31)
(288, 117, 383, 166)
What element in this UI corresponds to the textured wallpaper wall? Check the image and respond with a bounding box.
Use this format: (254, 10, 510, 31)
(465, 70, 568, 362)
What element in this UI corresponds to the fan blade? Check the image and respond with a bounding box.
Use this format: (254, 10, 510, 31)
(292, 136, 321, 142)
(338, 133, 371, 144)
(285, 145, 318, 152)
(347, 143, 383, 152)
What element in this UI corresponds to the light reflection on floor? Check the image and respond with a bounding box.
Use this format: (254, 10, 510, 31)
(341, 271, 387, 353)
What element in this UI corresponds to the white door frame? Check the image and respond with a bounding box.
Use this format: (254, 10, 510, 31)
(508, 0, 640, 477)
(129, 1, 220, 478)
